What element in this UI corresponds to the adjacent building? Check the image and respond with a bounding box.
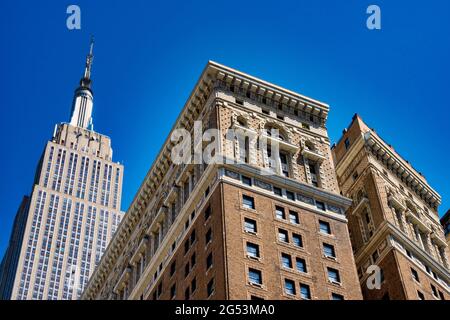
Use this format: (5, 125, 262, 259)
(332, 114, 450, 300)
(441, 210, 450, 247)
(0, 41, 124, 300)
(82, 61, 362, 300)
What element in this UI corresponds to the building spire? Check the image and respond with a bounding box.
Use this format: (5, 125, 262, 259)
(80, 36, 94, 89)
(70, 37, 95, 129)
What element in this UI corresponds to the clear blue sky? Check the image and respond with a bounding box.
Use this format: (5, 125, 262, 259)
(1, 0, 449, 258)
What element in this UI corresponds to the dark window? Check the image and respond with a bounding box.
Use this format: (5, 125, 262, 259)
(411, 268, 420, 282)
(184, 241, 190, 255)
(242, 176, 252, 186)
(190, 230, 196, 245)
(284, 279, 296, 295)
(205, 228, 212, 244)
(207, 279, 215, 297)
(191, 277, 197, 293)
(170, 261, 176, 277)
(206, 252, 213, 269)
(281, 253, 293, 269)
(316, 201, 326, 211)
(248, 268, 262, 285)
(344, 138, 350, 150)
(276, 206, 286, 220)
(243, 195, 255, 209)
(328, 268, 341, 283)
(323, 243, 336, 258)
(292, 233, 303, 247)
(332, 293, 344, 300)
(273, 187, 282, 196)
(246, 242, 260, 258)
(278, 229, 289, 243)
(286, 190, 295, 201)
(204, 206, 211, 221)
(191, 252, 196, 267)
(244, 218, 257, 233)
(319, 220, 331, 234)
(300, 283, 311, 300)
(417, 291, 425, 300)
(431, 284, 438, 297)
(289, 211, 299, 224)
(251, 295, 264, 300)
(185, 287, 190, 300)
(296, 257, 307, 273)
(170, 284, 176, 299)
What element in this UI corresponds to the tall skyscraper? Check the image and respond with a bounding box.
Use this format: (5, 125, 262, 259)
(0, 40, 124, 300)
(332, 114, 450, 300)
(82, 61, 362, 300)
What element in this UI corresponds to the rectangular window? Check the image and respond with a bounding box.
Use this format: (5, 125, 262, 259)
(411, 268, 420, 282)
(284, 279, 296, 295)
(344, 138, 350, 150)
(246, 242, 260, 258)
(204, 206, 211, 221)
(300, 283, 311, 300)
(273, 187, 282, 196)
(191, 252, 196, 267)
(244, 218, 257, 234)
(323, 243, 336, 258)
(248, 268, 262, 285)
(184, 263, 190, 278)
(316, 201, 325, 211)
(205, 228, 212, 244)
(292, 233, 303, 248)
(281, 253, 293, 269)
(242, 176, 252, 186)
(332, 293, 344, 300)
(207, 279, 215, 297)
(243, 195, 255, 210)
(275, 206, 286, 220)
(431, 284, 438, 297)
(191, 278, 197, 293)
(289, 211, 299, 224)
(328, 268, 341, 284)
(296, 258, 307, 273)
(278, 229, 289, 243)
(319, 220, 331, 234)
(170, 284, 176, 299)
(170, 261, 176, 277)
(286, 190, 295, 201)
(206, 253, 213, 270)
(417, 291, 425, 300)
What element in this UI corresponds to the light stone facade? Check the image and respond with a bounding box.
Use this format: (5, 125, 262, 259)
(82, 61, 362, 300)
(0, 42, 124, 300)
(332, 114, 450, 300)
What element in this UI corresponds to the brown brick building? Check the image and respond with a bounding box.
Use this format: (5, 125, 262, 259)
(82, 62, 362, 300)
(332, 114, 450, 300)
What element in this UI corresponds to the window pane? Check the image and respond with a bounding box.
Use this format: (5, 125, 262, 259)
(319, 220, 331, 234)
(284, 279, 296, 295)
(249, 269, 262, 285)
(300, 284, 311, 300)
(296, 258, 307, 273)
(292, 234, 303, 247)
(243, 195, 255, 209)
(289, 211, 299, 224)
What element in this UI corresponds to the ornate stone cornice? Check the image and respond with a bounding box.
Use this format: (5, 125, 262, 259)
(364, 131, 441, 209)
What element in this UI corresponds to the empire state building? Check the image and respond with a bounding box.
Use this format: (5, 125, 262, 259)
(0, 40, 124, 300)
